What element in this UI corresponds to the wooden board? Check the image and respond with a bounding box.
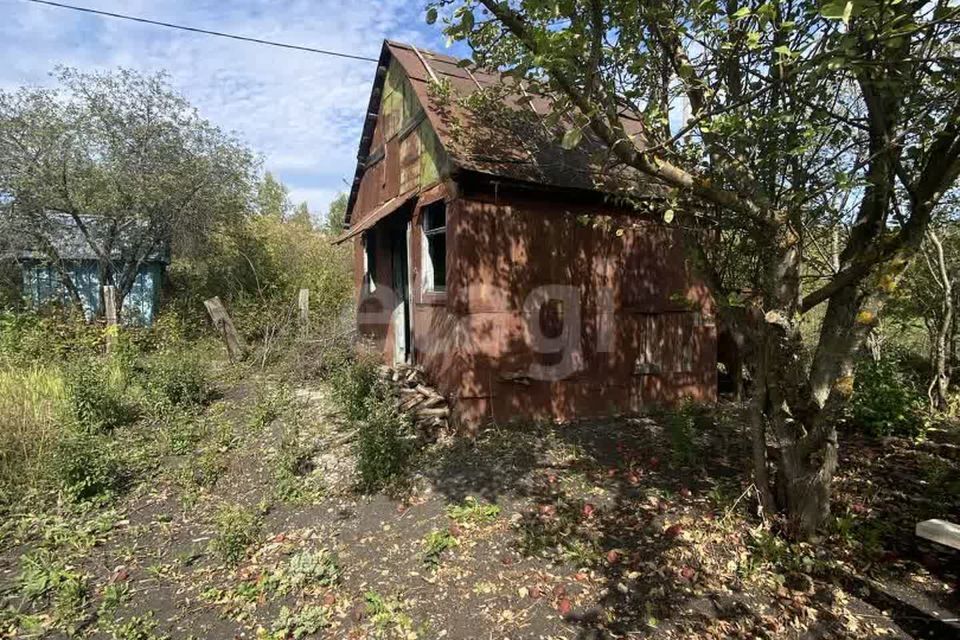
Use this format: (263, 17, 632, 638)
(916, 519, 960, 550)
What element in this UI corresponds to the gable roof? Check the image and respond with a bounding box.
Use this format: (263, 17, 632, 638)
(5, 213, 169, 264)
(344, 40, 657, 227)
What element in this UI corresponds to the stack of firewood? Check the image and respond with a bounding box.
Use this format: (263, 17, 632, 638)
(377, 364, 450, 439)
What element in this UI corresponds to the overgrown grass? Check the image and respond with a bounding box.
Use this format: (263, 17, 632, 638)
(0, 315, 216, 513)
(0, 366, 68, 505)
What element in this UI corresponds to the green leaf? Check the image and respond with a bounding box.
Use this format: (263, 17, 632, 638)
(821, 0, 854, 24)
(746, 31, 761, 49)
(456, 58, 474, 69)
(732, 6, 751, 20)
(774, 45, 795, 57)
(460, 10, 475, 32)
(426, 7, 438, 25)
(561, 128, 582, 150)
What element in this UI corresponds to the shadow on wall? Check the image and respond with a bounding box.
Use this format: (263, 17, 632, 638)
(412, 180, 718, 428)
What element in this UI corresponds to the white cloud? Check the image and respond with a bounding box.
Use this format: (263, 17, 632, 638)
(1, 0, 446, 214)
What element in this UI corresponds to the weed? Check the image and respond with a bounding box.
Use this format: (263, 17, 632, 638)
(17, 549, 88, 629)
(354, 385, 415, 492)
(63, 356, 139, 433)
(422, 529, 458, 568)
(138, 350, 212, 407)
(209, 504, 261, 565)
(99, 581, 131, 615)
(660, 401, 704, 465)
(50, 428, 126, 504)
(272, 410, 322, 503)
(364, 591, 423, 638)
(180, 447, 228, 490)
(446, 497, 501, 527)
(329, 349, 380, 422)
(270, 604, 329, 639)
(285, 549, 340, 590)
(514, 497, 585, 558)
(562, 538, 603, 568)
(0, 365, 69, 506)
(249, 385, 290, 432)
(102, 611, 167, 640)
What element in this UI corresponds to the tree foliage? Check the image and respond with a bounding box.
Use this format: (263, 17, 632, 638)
(432, 0, 960, 536)
(0, 67, 256, 313)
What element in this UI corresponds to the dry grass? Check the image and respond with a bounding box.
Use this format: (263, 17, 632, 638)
(0, 366, 68, 505)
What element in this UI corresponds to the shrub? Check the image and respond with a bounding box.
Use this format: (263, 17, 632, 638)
(138, 350, 212, 407)
(329, 347, 381, 422)
(50, 428, 125, 504)
(62, 357, 139, 432)
(849, 355, 926, 438)
(209, 504, 261, 565)
(660, 401, 708, 465)
(353, 386, 415, 492)
(0, 310, 103, 367)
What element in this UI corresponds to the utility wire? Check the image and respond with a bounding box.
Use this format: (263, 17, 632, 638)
(21, 0, 379, 62)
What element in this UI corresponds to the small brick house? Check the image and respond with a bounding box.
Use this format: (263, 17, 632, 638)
(337, 41, 716, 428)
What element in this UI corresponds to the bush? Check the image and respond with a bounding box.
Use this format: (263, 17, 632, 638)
(138, 350, 212, 407)
(62, 357, 139, 432)
(209, 504, 261, 565)
(354, 383, 415, 492)
(50, 428, 125, 504)
(329, 348, 381, 422)
(849, 355, 927, 438)
(0, 311, 102, 367)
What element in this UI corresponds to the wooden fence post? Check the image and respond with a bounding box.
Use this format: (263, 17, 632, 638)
(204, 296, 246, 361)
(103, 285, 118, 354)
(298, 288, 310, 336)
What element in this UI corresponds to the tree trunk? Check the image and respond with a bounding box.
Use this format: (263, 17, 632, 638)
(926, 230, 952, 411)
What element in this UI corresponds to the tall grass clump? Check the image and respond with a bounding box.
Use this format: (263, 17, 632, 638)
(0, 366, 68, 506)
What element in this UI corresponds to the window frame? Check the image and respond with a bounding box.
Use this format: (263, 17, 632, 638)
(363, 231, 377, 294)
(420, 200, 447, 295)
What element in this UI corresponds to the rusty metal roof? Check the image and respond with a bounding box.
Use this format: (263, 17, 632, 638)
(344, 40, 656, 226)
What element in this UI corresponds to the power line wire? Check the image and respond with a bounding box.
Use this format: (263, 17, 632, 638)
(21, 0, 379, 62)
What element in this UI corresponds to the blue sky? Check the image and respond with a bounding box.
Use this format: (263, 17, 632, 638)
(2, 0, 466, 218)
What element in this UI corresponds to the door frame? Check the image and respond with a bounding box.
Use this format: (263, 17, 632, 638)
(389, 220, 412, 365)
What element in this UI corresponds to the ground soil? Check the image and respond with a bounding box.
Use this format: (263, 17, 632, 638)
(1, 374, 958, 639)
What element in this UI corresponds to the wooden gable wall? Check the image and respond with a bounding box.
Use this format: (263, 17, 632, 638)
(352, 59, 447, 226)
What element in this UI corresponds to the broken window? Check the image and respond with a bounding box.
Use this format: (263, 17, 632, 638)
(421, 201, 446, 292)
